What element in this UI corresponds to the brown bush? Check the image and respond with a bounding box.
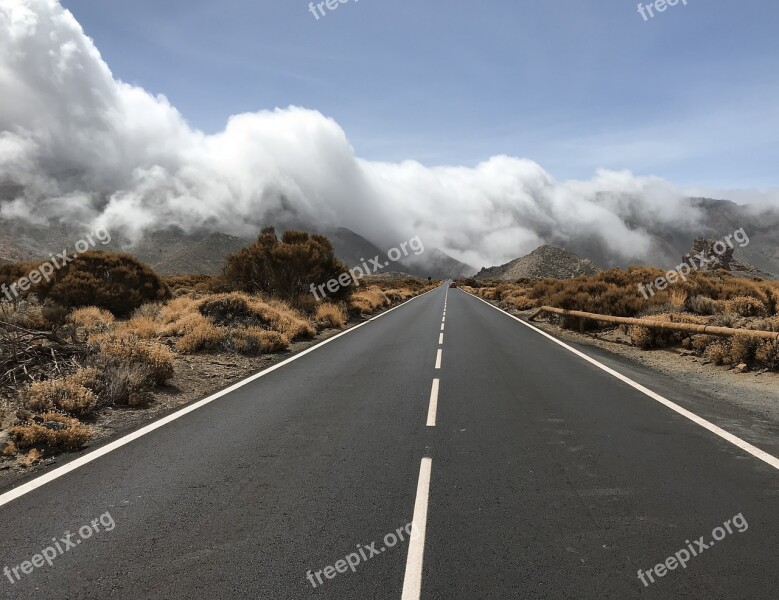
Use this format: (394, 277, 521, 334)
(10, 412, 92, 451)
(315, 303, 347, 328)
(224, 228, 352, 307)
(88, 357, 156, 407)
(755, 341, 779, 369)
(349, 288, 390, 315)
(38, 252, 171, 317)
(20, 370, 99, 417)
(67, 306, 116, 335)
(628, 313, 706, 349)
(723, 296, 768, 318)
(115, 315, 160, 339)
(176, 322, 289, 355)
(96, 336, 174, 384)
(688, 295, 724, 316)
(197, 293, 314, 340)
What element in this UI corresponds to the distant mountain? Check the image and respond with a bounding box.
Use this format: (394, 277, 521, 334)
(475, 245, 599, 281)
(400, 248, 476, 279)
(554, 198, 779, 276)
(0, 220, 474, 279)
(1, 196, 774, 278)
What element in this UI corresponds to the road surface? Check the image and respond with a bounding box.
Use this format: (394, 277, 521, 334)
(1, 284, 777, 599)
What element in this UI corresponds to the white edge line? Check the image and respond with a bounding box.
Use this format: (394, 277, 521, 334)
(401, 457, 432, 600)
(0, 286, 443, 509)
(426, 379, 440, 427)
(434, 349, 442, 369)
(467, 293, 779, 471)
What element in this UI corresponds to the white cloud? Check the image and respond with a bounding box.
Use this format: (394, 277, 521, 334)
(0, 0, 731, 268)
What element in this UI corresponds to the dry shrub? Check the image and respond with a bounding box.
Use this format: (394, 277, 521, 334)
(688, 295, 724, 316)
(19, 448, 44, 467)
(197, 293, 314, 340)
(1, 441, 16, 456)
(115, 315, 160, 339)
(67, 306, 115, 335)
(163, 274, 221, 295)
(96, 336, 174, 384)
(669, 289, 688, 309)
(691, 334, 777, 370)
(1, 297, 49, 330)
(224, 228, 352, 307)
(629, 313, 706, 350)
(383, 288, 414, 302)
(755, 341, 779, 369)
(132, 303, 163, 320)
(349, 288, 390, 315)
(315, 303, 347, 328)
(500, 291, 536, 311)
(703, 340, 730, 365)
(10, 412, 92, 451)
(723, 296, 768, 318)
(729, 335, 759, 364)
(21, 369, 100, 417)
(176, 322, 288, 355)
(90, 358, 156, 407)
(39, 252, 171, 317)
(158, 296, 199, 325)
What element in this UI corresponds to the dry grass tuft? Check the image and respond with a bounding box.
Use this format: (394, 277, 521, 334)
(20, 368, 100, 417)
(176, 322, 289, 355)
(67, 307, 115, 336)
(10, 412, 92, 451)
(315, 303, 347, 328)
(96, 336, 175, 385)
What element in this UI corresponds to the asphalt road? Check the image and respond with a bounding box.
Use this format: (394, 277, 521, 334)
(1, 284, 777, 599)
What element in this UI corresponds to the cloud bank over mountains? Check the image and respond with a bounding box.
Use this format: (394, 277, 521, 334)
(0, 0, 758, 268)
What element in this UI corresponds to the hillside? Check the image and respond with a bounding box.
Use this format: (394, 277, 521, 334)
(0, 220, 474, 278)
(475, 245, 599, 280)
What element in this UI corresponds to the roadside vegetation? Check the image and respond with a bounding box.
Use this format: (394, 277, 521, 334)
(0, 229, 436, 468)
(462, 267, 779, 372)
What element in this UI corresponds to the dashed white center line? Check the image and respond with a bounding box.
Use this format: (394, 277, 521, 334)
(426, 379, 439, 427)
(441, 316, 445, 323)
(438, 333, 443, 344)
(400, 458, 432, 600)
(435, 349, 442, 369)
(440, 323, 445, 331)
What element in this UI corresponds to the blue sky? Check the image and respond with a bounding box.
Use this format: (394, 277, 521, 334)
(61, 0, 779, 189)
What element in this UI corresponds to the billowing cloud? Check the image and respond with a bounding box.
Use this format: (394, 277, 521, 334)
(1, 0, 713, 268)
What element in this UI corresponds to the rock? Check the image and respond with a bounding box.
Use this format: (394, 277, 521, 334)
(734, 363, 749, 374)
(42, 421, 68, 431)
